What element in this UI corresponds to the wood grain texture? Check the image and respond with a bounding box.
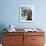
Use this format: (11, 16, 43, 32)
(24, 32, 45, 46)
(2, 30, 45, 46)
(2, 32, 23, 46)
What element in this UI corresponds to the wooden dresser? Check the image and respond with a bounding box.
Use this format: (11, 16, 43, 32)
(2, 29, 45, 46)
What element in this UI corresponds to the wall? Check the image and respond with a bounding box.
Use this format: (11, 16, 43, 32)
(0, 0, 46, 29)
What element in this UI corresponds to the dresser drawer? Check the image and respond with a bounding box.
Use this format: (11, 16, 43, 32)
(3, 43, 23, 46)
(24, 32, 44, 36)
(3, 44, 15, 46)
(32, 36, 45, 44)
(3, 35, 23, 44)
(3, 32, 23, 36)
(3, 36, 23, 46)
(32, 44, 44, 46)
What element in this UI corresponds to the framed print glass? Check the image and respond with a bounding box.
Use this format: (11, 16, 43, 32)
(20, 5, 34, 22)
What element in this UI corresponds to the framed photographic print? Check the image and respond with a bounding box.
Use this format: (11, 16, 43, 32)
(20, 5, 34, 22)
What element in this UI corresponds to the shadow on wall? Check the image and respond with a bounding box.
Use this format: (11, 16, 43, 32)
(0, 24, 7, 43)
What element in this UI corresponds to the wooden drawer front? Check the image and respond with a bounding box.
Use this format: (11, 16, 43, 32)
(3, 43, 23, 46)
(3, 36, 9, 44)
(32, 44, 44, 46)
(24, 36, 44, 46)
(3, 32, 23, 36)
(3, 36, 23, 45)
(24, 36, 32, 46)
(3, 36, 23, 43)
(32, 36, 45, 44)
(24, 32, 44, 36)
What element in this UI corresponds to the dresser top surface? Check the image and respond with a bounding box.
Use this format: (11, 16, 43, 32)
(3, 29, 45, 33)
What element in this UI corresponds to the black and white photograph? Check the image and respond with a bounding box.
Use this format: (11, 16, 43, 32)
(20, 5, 34, 22)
